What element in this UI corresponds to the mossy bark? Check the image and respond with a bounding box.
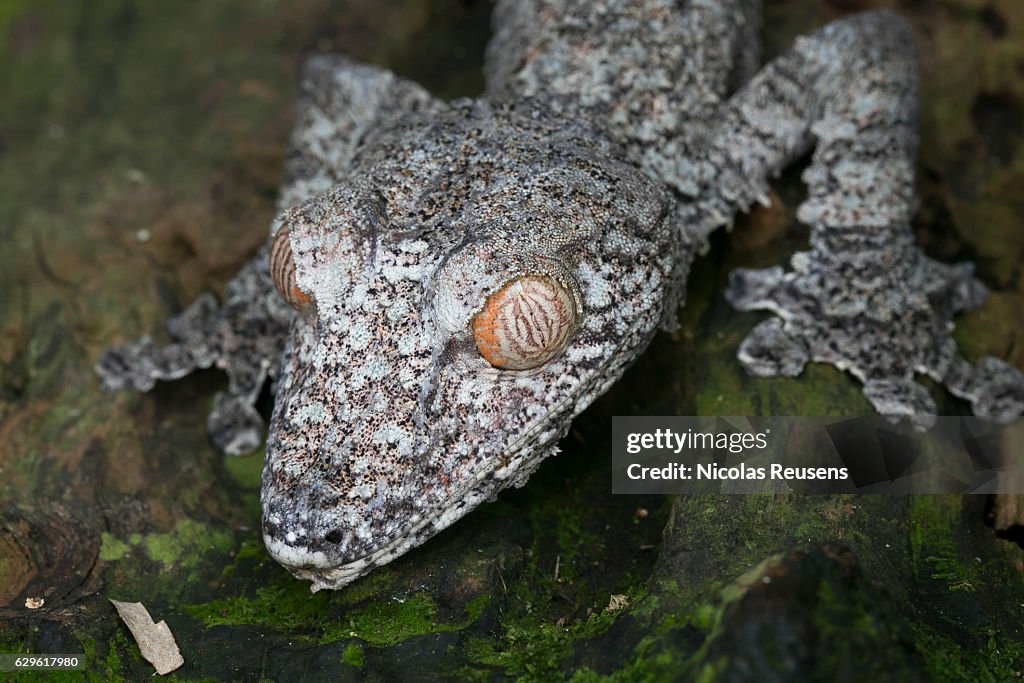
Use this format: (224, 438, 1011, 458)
(1, 1, 1022, 681)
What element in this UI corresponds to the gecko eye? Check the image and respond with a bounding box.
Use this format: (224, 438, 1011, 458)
(471, 274, 577, 370)
(270, 227, 314, 312)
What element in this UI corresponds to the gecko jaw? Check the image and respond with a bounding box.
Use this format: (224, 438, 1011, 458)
(261, 376, 579, 592)
(264, 456, 531, 592)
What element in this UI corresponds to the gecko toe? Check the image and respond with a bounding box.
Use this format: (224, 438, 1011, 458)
(961, 357, 1024, 424)
(94, 338, 159, 392)
(725, 266, 787, 311)
(208, 394, 264, 455)
(862, 378, 937, 430)
(737, 318, 810, 378)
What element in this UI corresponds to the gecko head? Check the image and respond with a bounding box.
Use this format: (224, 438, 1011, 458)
(260, 104, 682, 590)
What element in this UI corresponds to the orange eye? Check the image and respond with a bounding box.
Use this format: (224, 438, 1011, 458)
(471, 274, 577, 370)
(270, 227, 313, 312)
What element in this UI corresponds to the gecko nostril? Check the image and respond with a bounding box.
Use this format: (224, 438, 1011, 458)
(324, 529, 344, 544)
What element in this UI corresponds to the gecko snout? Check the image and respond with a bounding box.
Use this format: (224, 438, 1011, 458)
(262, 493, 342, 568)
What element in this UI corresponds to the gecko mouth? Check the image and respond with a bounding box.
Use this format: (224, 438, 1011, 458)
(263, 466, 511, 592)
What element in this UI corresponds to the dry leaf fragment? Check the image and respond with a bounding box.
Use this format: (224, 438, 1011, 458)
(109, 599, 184, 675)
(606, 594, 628, 613)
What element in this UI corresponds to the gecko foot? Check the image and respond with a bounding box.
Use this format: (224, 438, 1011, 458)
(945, 356, 1024, 424)
(725, 245, 1024, 426)
(95, 293, 219, 392)
(862, 378, 937, 430)
(210, 394, 265, 455)
(96, 249, 293, 454)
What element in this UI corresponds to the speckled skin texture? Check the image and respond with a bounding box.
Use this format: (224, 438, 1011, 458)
(96, 0, 1024, 590)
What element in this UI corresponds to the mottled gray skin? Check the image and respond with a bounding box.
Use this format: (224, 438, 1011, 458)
(96, 0, 1024, 590)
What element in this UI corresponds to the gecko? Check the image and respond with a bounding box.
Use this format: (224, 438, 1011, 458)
(96, 0, 1024, 592)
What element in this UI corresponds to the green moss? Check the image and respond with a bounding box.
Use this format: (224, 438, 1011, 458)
(62, 633, 127, 683)
(915, 630, 1024, 683)
(93, 520, 240, 604)
(341, 643, 364, 668)
(632, 593, 659, 620)
(232, 537, 265, 562)
(343, 593, 441, 646)
(223, 448, 265, 490)
(953, 292, 1024, 372)
(5, 670, 106, 683)
(463, 594, 491, 622)
(464, 604, 627, 679)
(189, 582, 488, 648)
(528, 623, 699, 683)
(566, 668, 601, 683)
(343, 592, 485, 646)
(525, 487, 602, 583)
(99, 532, 131, 561)
(902, 495, 1024, 678)
(459, 542, 658, 678)
(694, 657, 728, 683)
(102, 633, 126, 683)
(142, 519, 234, 569)
(0, 634, 25, 655)
(330, 564, 402, 606)
(142, 534, 180, 566)
(186, 581, 330, 632)
(909, 496, 978, 592)
(477, 614, 692, 683)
